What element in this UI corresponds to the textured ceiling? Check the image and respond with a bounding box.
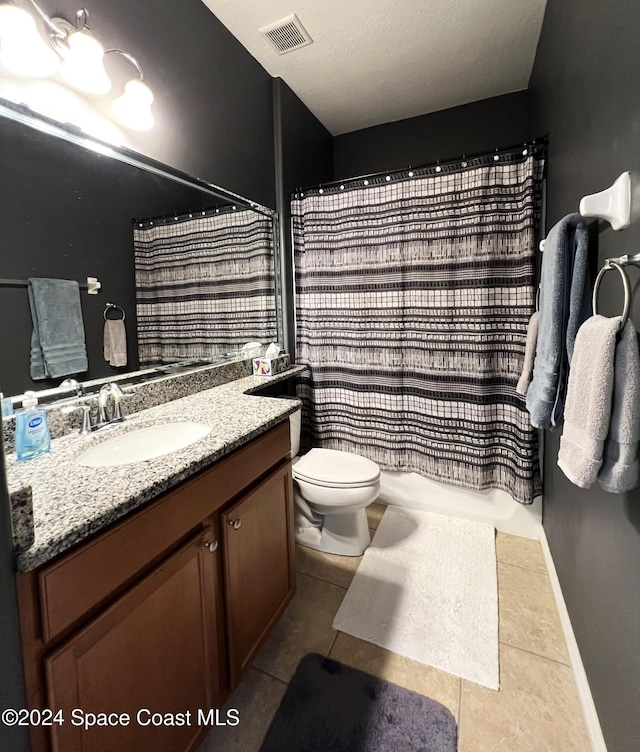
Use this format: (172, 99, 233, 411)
(201, 0, 547, 136)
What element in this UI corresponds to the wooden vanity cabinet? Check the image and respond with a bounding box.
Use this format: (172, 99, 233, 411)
(45, 527, 219, 752)
(222, 462, 294, 685)
(16, 421, 295, 752)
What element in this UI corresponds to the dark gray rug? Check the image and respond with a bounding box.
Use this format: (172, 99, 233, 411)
(259, 653, 458, 751)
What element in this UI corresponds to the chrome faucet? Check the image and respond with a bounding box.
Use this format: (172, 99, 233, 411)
(98, 383, 126, 426)
(63, 383, 127, 434)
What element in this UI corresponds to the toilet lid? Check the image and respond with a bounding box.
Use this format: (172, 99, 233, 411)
(293, 448, 380, 487)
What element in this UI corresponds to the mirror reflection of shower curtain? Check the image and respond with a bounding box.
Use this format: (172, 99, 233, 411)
(134, 208, 277, 365)
(292, 150, 544, 505)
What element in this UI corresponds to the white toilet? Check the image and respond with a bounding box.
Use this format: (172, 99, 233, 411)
(289, 409, 381, 556)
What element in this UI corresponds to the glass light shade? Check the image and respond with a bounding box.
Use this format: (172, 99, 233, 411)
(111, 79, 154, 131)
(0, 5, 59, 77)
(59, 30, 111, 95)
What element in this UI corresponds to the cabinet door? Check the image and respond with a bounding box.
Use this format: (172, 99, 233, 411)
(222, 462, 295, 685)
(45, 527, 220, 752)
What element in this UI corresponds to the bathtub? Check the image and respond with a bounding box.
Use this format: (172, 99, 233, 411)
(377, 470, 542, 539)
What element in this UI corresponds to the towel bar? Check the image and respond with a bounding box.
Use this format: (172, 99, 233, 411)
(592, 260, 630, 329)
(0, 276, 101, 294)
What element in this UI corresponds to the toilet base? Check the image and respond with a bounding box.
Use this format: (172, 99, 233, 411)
(295, 507, 371, 557)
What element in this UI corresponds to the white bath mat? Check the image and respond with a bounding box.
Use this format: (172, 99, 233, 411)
(332, 506, 499, 689)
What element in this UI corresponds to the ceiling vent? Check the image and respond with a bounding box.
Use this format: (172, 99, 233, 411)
(259, 14, 313, 55)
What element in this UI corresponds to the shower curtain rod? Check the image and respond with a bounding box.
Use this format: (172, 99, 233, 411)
(133, 202, 239, 228)
(293, 135, 548, 195)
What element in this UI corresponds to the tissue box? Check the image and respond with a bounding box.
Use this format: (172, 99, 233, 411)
(252, 353, 290, 376)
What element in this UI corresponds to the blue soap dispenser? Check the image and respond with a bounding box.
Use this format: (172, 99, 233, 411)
(15, 391, 51, 461)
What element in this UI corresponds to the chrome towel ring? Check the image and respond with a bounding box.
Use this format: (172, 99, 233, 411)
(103, 302, 126, 321)
(592, 260, 630, 329)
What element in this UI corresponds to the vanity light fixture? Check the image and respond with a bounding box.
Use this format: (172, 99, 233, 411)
(109, 50, 154, 131)
(0, 1, 154, 130)
(51, 12, 111, 95)
(0, 4, 59, 76)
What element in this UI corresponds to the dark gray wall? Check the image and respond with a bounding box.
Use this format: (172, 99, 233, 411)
(40, 0, 275, 207)
(529, 1, 640, 750)
(334, 91, 529, 179)
(273, 78, 333, 356)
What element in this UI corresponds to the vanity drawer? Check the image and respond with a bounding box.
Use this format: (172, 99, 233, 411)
(37, 420, 290, 642)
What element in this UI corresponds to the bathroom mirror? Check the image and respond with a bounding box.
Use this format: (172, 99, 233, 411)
(0, 98, 281, 398)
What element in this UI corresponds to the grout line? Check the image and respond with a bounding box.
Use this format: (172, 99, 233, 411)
(251, 664, 289, 686)
(496, 559, 549, 575)
(326, 630, 339, 657)
(499, 640, 571, 668)
(295, 569, 350, 591)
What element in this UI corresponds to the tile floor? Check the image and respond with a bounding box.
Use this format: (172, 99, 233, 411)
(200, 503, 591, 752)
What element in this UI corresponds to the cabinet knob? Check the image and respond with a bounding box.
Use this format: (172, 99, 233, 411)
(229, 519, 241, 530)
(204, 540, 219, 553)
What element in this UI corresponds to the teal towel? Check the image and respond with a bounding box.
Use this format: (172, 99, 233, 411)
(28, 278, 88, 380)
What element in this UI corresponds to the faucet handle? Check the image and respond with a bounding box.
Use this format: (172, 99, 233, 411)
(60, 378, 84, 397)
(98, 384, 112, 424)
(110, 383, 126, 422)
(61, 402, 93, 435)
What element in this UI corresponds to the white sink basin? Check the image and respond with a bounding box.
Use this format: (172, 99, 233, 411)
(75, 422, 212, 467)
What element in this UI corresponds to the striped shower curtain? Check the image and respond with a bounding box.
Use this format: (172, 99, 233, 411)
(292, 150, 544, 504)
(134, 208, 276, 365)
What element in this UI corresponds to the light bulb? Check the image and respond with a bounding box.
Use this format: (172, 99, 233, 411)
(59, 29, 111, 95)
(0, 5, 59, 77)
(112, 79, 154, 131)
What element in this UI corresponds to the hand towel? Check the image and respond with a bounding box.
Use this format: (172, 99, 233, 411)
(516, 311, 540, 396)
(104, 319, 128, 367)
(526, 214, 590, 429)
(557, 315, 620, 488)
(28, 278, 88, 380)
(598, 321, 640, 493)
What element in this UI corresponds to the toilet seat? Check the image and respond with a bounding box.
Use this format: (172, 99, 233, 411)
(292, 448, 380, 488)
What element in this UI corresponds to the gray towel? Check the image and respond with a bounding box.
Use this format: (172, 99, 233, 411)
(28, 278, 88, 380)
(566, 220, 591, 362)
(557, 315, 620, 488)
(516, 311, 539, 396)
(104, 319, 127, 367)
(598, 321, 640, 493)
(526, 214, 591, 429)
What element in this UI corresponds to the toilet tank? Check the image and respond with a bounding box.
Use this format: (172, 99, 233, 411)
(289, 408, 301, 458)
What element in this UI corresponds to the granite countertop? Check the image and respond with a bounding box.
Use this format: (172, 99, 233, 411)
(8, 367, 305, 572)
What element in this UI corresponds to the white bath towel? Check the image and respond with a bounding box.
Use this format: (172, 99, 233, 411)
(557, 315, 620, 488)
(598, 321, 640, 493)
